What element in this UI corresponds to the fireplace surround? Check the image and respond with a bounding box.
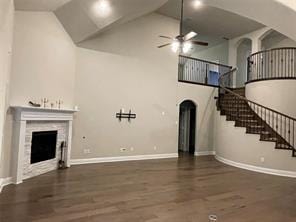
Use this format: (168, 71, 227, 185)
(11, 106, 77, 184)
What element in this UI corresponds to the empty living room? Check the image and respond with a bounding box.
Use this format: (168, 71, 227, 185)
(1, 0, 296, 221)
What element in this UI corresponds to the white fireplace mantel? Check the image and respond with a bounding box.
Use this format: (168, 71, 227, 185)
(10, 106, 78, 184)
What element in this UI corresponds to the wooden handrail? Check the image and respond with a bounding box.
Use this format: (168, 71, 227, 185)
(179, 55, 232, 69)
(248, 47, 296, 58)
(219, 69, 296, 122)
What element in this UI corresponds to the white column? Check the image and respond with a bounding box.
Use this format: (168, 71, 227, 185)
(66, 120, 73, 167)
(11, 120, 26, 184)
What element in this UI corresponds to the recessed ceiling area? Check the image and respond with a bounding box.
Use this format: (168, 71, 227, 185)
(157, 0, 264, 39)
(14, 0, 72, 11)
(55, 0, 169, 43)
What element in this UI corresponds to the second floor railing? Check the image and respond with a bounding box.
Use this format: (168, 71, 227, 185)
(178, 55, 232, 87)
(247, 47, 296, 82)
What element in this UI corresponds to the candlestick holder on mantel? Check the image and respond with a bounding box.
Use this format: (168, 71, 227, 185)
(28, 99, 65, 109)
(116, 109, 136, 122)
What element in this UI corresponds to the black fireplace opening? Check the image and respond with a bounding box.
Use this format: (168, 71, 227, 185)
(31, 130, 58, 164)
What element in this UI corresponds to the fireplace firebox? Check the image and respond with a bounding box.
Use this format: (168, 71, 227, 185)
(31, 130, 58, 164)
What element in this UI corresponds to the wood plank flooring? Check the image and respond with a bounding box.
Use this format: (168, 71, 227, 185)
(1, 156, 296, 222)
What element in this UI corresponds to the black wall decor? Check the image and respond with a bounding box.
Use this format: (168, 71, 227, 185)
(116, 109, 136, 122)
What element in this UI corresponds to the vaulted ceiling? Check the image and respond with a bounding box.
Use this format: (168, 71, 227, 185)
(15, 0, 169, 43)
(157, 0, 264, 39)
(14, 0, 265, 45)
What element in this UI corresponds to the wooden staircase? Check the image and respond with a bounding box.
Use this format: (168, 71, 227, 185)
(218, 87, 296, 158)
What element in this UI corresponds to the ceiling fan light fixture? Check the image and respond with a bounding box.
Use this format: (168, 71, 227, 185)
(182, 42, 192, 54)
(157, 0, 208, 52)
(172, 40, 180, 53)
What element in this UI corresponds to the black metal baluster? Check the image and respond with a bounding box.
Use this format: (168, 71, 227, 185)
(293, 49, 296, 77)
(293, 120, 295, 149)
(281, 115, 283, 139)
(289, 119, 291, 146)
(284, 117, 287, 140)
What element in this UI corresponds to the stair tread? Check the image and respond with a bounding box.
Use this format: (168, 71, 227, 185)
(276, 143, 292, 148)
(247, 124, 264, 128)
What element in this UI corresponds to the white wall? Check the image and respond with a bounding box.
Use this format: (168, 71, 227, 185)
(214, 112, 296, 173)
(246, 80, 296, 118)
(192, 41, 229, 65)
(0, 11, 218, 178)
(73, 13, 217, 160)
(1, 11, 76, 179)
(0, 0, 14, 179)
(73, 13, 180, 159)
(261, 31, 296, 50)
(177, 83, 217, 153)
(9, 11, 76, 108)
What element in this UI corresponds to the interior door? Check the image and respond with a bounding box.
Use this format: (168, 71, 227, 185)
(179, 108, 190, 152)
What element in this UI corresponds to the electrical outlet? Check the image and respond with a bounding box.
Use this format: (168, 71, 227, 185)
(260, 157, 265, 163)
(130, 147, 134, 151)
(154, 146, 157, 151)
(84, 149, 91, 154)
(120, 147, 127, 152)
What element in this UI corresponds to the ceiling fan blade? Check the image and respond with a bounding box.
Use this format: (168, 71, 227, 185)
(184, 31, 197, 41)
(159, 35, 173, 40)
(192, 41, 209, 46)
(158, 43, 171, 48)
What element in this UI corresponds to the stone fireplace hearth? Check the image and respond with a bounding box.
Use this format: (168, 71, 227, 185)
(11, 106, 77, 184)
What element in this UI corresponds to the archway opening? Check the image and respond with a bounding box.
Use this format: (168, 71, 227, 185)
(178, 100, 196, 156)
(236, 38, 252, 87)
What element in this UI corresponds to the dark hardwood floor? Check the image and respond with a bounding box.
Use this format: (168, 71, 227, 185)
(1, 156, 296, 222)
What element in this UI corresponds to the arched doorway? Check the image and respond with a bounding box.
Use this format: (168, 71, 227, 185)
(178, 100, 196, 156)
(236, 38, 252, 87)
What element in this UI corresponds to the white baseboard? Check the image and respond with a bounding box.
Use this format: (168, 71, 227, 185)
(0, 177, 13, 193)
(195, 151, 216, 156)
(215, 155, 296, 178)
(71, 153, 179, 165)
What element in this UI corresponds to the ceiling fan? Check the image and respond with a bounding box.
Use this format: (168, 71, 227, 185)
(158, 0, 208, 53)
